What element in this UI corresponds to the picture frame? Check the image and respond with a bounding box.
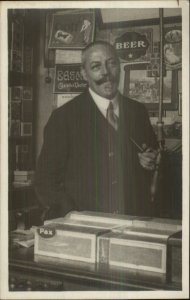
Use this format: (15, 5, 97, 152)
(48, 10, 95, 49)
(124, 62, 178, 111)
(164, 25, 182, 70)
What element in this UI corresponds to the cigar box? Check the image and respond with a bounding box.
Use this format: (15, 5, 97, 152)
(122, 226, 179, 239)
(133, 217, 182, 232)
(45, 217, 120, 230)
(97, 230, 170, 274)
(66, 210, 138, 227)
(21, 122, 32, 136)
(167, 231, 182, 284)
(34, 223, 108, 263)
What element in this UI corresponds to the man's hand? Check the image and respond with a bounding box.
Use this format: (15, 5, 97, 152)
(138, 144, 158, 171)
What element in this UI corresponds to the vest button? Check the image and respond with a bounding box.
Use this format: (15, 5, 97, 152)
(109, 152, 114, 157)
(112, 180, 117, 185)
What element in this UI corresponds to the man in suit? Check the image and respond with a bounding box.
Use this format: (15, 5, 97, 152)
(35, 41, 159, 219)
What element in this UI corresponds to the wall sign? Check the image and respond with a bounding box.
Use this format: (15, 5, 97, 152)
(54, 64, 87, 93)
(114, 31, 150, 61)
(55, 50, 82, 64)
(49, 11, 95, 49)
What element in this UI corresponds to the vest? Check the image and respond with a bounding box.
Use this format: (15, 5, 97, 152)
(93, 105, 125, 214)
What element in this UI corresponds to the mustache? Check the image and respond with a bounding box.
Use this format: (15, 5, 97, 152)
(95, 76, 115, 85)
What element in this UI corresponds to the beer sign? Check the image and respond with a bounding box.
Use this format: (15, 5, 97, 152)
(115, 31, 150, 61)
(54, 64, 87, 93)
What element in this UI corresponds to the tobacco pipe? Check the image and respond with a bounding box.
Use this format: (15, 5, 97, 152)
(150, 149, 162, 202)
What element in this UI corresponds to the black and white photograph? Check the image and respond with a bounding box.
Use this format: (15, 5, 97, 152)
(0, 1, 189, 299)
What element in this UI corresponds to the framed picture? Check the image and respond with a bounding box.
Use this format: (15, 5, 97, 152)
(164, 26, 182, 70)
(49, 10, 95, 49)
(22, 87, 33, 100)
(124, 63, 178, 111)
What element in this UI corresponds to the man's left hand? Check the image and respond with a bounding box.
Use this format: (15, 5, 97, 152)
(138, 146, 158, 171)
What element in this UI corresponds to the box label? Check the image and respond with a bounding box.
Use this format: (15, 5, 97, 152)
(38, 227, 56, 238)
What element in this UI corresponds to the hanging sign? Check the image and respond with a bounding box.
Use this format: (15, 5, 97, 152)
(54, 64, 87, 93)
(114, 31, 150, 61)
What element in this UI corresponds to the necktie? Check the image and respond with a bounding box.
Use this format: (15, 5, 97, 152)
(106, 101, 118, 130)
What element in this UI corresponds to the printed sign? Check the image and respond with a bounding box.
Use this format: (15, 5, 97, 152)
(49, 11, 95, 49)
(114, 31, 150, 61)
(54, 64, 87, 93)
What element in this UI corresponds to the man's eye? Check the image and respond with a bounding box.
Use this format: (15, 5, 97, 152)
(91, 64, 100, 70)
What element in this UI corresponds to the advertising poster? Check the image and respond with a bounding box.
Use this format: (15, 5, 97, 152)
(49, 10, 95, 49)
(54, 64, 87, 93)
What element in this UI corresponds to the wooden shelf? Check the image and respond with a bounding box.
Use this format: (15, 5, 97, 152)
(8, 9, 35, 214)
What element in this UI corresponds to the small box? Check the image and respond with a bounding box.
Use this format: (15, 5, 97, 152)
(22, 87, 33, 100)
(23, 47, 33, 74)
(34, 223, 108, 264)
(14, 170, 34, 176)
(11, 120, 20, 137)
(122, 226, 178, 240)
(10, 86, 22, 101)
(45, 217, 120, 230)
(14, 170, 34, 182)
(97, 231, 168, 274)
(11, 101, 21, 120)
(167, 231, 182, 284)
(67, 210, 138, 227)
(11, 50, 23, 72)
(21, 122, 32, 136)
(133, 217, 182, 232)
(21, 100, 33, 122)
(44, 211, 140, 234)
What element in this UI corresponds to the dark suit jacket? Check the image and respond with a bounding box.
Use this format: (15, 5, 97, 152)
(35, 90, 159, 218)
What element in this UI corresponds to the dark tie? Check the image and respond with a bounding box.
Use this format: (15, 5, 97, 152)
(106, 101, 118, 130)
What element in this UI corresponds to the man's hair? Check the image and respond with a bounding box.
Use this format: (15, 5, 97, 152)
(81, 40, 119, 67)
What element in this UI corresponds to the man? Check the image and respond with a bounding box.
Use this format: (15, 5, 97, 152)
(35, 41, 159, 219)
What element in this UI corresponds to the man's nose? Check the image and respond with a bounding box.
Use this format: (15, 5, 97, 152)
(101, 63, 109, 75)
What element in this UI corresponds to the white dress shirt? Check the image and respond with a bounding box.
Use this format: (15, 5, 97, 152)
(89, 88, 119, 118)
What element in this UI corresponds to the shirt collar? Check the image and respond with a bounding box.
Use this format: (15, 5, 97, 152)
(89, 88, 119, 112)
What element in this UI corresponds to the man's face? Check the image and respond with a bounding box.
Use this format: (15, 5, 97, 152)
(81, 44, 120, 99)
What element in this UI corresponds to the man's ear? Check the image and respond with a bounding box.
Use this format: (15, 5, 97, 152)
(80, 67, 87, 81)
